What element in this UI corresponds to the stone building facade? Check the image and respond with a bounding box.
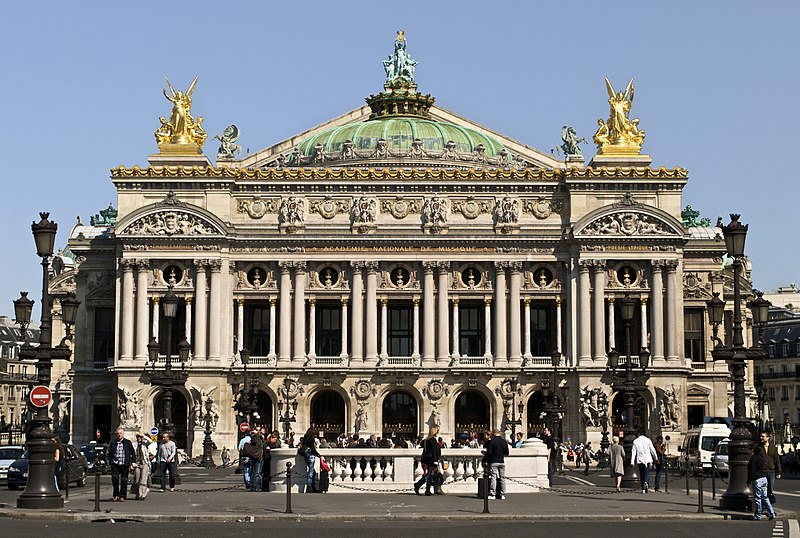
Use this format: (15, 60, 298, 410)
(59, 37, 756, 454)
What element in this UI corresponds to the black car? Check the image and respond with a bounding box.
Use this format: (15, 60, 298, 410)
(7, 444, 89, 490)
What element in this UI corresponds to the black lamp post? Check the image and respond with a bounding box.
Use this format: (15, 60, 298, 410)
(608, 294, 650, 490)
(234, 347, 258, 434)
(200, 396, 216, 468)
(708, 213, 770, 511)
(543, 350, 568, 470)
(16, 213, 80, 509)
(502, 377, 524, 445)
(278, 377, 298, 443)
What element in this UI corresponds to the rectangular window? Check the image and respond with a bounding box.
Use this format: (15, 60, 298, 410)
(684, 309, 705, 362)
(459, 302, 484, 357)
(244, 303, 270, 356)
(782, 386, 789, 400)
(93, 307, 115, 368)
(531, 304, 553, 356)
(769, 387, 776, 401)
(316, 302, 341, 357)
(158, 301, 187, 356)
(388, 302, 412, 357)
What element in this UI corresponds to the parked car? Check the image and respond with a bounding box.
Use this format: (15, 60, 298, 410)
(0, 446, 25, 482)
(680, 423, 730, 476)
(7, 444, 89, 490)
(713, 438, 729, 476)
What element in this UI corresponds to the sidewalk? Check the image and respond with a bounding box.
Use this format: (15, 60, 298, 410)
(0, 467, 795, 522)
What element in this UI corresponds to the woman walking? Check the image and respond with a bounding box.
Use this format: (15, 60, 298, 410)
(414, 425, 442, 496)
(609, 436, 625, 492)
(132, 432, 151, 500)
(298, 428, 320, 493)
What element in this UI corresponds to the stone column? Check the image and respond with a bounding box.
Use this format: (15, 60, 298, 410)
(436, 262, 450, 363)
(184, 297, 192, 346)
(379, 297, 388, 360)
(522, 297, 532, 362)
(134, 260, 149, 361)
(555, 296, 562, 354)
(208, 260, 222, 361)
(307, 296, 317, 360)
(278, 261, 292, 365)
(650, 260, 665, 363)
(422, 262, 436, 365)
(120, 259, 135, 361)
(412, 297, 420, 361)
(293, 262, 307, 362)
(577, 260, 592, 365)
(365, 261, 379, 362)
(483, 297, 493, 361)
(451, 297, 460, 359)
(151, 297, 160, 343)
(508, 262, 523, 364)
(340, 297, 349, 362)
(665, 260, 679, 362)
(193, 260, 208, 361)
(236, 298, 245, 352)
(268, 297, 277, 361)
(607, 297, 616, 351)
(493, 262, 507, 362)
(350, 262, 364, 361)
(640, 297, 648, 350)
(592, 260, 607, 362)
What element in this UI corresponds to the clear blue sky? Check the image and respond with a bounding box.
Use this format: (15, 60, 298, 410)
(1, 1, 797, 318)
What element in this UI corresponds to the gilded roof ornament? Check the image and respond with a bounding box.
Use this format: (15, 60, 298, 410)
(593, 78, 645, 155)
(155, 76, 207, 154)
(382, 30, 417, 86)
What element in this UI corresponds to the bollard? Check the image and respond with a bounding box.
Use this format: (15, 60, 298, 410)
(697, 470, 704, 513)
(482, 463, 490, 514)
(685, 459, 690, 496)
(93, 457, 101, 513)
(285, 462, 293, 514)
(64, 462, 69, 501)
(664, 459, 669, 494)
(711, 455, 716, 500)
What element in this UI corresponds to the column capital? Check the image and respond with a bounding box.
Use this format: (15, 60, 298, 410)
(664, 259, 679, 272)
(236, 298, 244, 306)
(650, 259, 667, 270)
(435, 261, 450, 272)
(152, 296, 160, 304)
(134, 258, 150, 270)
(269, 297, 277, 306)
(350, 260, 365, 271)
(121, 258, 136, 271)
(640, 297, 648, 305)
(591, 259, 607, 270)
(341, 297, 350, 306)
(555, 296, 561, 305)
(208, 259, 223, 271)
(309, 296, 316, 306)
(193, 258, 210, 269)
(279, 260, 292, 273)
(365, 261, 379, 273)
(185, 296, 193, 305)
(607, 296, 615, 304)
(422, 261, 436, 273)
(412, 297, 420, 306)
(523, 296, 531, 305)
(508, 261, 522, 272)
(578, 259, 593, 271)
(484, 296, 492, 306)
(293, 260, 307, 272)
(493, 260, 507, 270)
(451, 297, 460, 305)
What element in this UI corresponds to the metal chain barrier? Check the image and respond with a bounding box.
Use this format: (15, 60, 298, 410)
(506, 476, 637, 496)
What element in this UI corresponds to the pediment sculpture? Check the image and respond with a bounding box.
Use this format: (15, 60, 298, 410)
(120, 211, 220, 236)
(580, 211, 674, 236)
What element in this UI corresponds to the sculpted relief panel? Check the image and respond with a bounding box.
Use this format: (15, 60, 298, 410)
(120, 211, 220, 236)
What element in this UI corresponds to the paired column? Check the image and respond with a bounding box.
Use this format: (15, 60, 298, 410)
(151, 297, 160, 342)
(436, 262, 450, 362)
(193, 260, 208, 360)
(577, 260, 592, 365)
(293, 262, 307, 362)
(607, 297, 616, 351)
(493, 262, 507, 362)
(411, 298, 420, 361)
(340, 297, 349, 361)
(365, 262, 379, 362)
(555, 296, 562, 354)
(208, 260, 222, 361)
(664, 260, 679, 361)
(522, 297, 532, 361)
(350, 262, 364, 361)
(483, 297, 493, 360)
(422, 262, 436, 364)
(640, 297, 648, 350)
(134, 260, 150, 361)
(379, 297, 388, 359)
(591, 260, 607, 362)
(236, 298, 244, 353)
(268, 297, 277, 360)
(184, 297, 192, 346)
(508, 262, 522, 363)
(650, 260, 665, 362)
(120, 259, 135, 361)
(278, 262, 292, 364)
(307, 297, 317, 360)
(451, 298, 460, 359)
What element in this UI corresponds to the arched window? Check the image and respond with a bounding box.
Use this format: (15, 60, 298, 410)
(310, 390, 345, 440)
(454, 390, 489, 435)
(382, 391, 418, 439)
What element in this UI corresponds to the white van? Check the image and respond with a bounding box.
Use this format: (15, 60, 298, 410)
(680, 423, 731, 475)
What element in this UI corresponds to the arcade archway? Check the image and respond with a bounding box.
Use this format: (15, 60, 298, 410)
(310, 390, 345, 441)
(454, 390, 490, 435)
(154, 390, 188, 448)
(382, 391, 418, 441)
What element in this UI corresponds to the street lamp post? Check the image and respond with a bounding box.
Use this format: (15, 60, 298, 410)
(277, 377, 298, 443)
(234, 348, 258, 433)
(608, 294, 650, 490)
(543, 350, 568, 471)
(502, 377, 524, 445)
(16, 213, 80, 509)
(200, 396, 216, 468)
(146, 285, 189, 485)
(707, 213, 770, 511)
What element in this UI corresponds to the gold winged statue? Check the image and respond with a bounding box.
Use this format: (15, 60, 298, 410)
(155, 76, 207, 152)
(593, 78, 645, 155)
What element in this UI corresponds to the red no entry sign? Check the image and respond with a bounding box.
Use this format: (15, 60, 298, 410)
(239, 422, 250, 433)
(30, 385, 52, 408)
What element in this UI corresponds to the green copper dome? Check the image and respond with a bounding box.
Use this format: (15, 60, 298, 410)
(296, 117, 509, 159)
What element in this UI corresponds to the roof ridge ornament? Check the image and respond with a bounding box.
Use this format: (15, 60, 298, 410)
(593, 78, 646, 156)
(155, 76, 207, 155)
(383, 30, 417, 86)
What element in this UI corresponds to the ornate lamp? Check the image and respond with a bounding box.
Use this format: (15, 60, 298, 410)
(619, 294, 636, 322)
(31, 213, 57, 259)
(720, 214, 748, 258)
(13, 292, 34, 329)
(60, 292, 80, 327)
(161, 285, 179, 320)
(147, 337, 159, 366)
(608, 348, 620, 371)
(178, 337, 191, 365)
(707, 292, 725, 326)
(639, 347, 651, 371)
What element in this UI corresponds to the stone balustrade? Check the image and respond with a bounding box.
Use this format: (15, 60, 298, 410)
(268, 437, 549, 493)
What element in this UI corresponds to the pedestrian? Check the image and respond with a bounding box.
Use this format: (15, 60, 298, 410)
(748, 443, 776, 521)
(541, 427, 555, 486)
(108, 427, 136, 501)
(609, 436, 625, 492)
(132, 432, 151, 500)
(298, 428, 320, 493)
(653, 435, 666, 492)
(243, 431, 265, 492)
(53, 436, 65, 491)
(414, 425, 441, 496)
(631, 431, 658, 493)
(759, 430, 782, 505)
(514, 432, 524, 448)
(221, 446, 230, 467)
(157, 432, 177, 492)
(582, 441, 594, 475)
(483, 428, 509, 500)
(237, 433, 251, 488)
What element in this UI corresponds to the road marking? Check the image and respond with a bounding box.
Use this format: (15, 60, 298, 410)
(773, 520, 783, 538)
(788, 519, 799, 538)
(772, 491, 800, 498)
(564, 475, 595, 486)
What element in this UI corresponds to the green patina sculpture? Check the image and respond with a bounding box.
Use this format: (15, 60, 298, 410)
(90, 203, 118, 226)
(382, 30, 417, 85)
(681, 205, 711, 227)
(560, 126, 587, 156)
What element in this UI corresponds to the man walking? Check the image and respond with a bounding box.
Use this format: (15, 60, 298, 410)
(157, 433, 177, 492)
(760, 431, 782, 503)
(631, 431, 658, 493)
(542, 427, 555, 486)
(483, 429, 509, 500)
(107, 428, 135, 502)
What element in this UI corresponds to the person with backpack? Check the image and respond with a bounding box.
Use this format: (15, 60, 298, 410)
(298, 429, 320, 493)
(414, 425, 442, 496)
